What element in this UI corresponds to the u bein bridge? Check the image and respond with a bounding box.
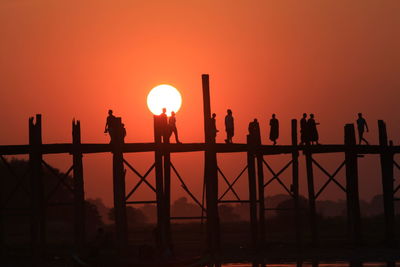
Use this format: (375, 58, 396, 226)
(1, 74, 400, 266)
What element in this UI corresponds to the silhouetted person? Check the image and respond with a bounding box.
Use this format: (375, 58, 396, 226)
(248, 118, 261, 144)
(104, 109, 116, 143)
(159, 108, 169, 143)
(269, 114, 279, 145)
(307, 114, 320, 145)
(210, 113, 218, 143)
(357, 113, 369, 145)
(168, 111, 181, 143)
(300, 113, 308, 145)
(225, 109, 234, 143)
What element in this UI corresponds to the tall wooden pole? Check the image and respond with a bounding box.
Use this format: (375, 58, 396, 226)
(247, 134, 258, 255)
(163, 130, 172, 253)
(112, 117, 128, 254)
(202, 74, 220, 265)
(291, 120, 302, 254)
(29, 114, 45, 263)
(154, 115, 166, 253)
(72, 120, 85, 251)
(256, 138, 265, 251)
(344, 124, 362, 245)
(378, 120, 395, 247)
(305, 149, 318, 246)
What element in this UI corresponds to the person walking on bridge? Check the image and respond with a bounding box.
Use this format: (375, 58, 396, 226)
(269, 114, 279, 145)
(104, 109, 116, 143)
(299, 113, 308, 145)
(225, 109, 234, 144)
(168, 111, 181, 143)
(307, 114, 320, 145)
(356, 113, 369, 145)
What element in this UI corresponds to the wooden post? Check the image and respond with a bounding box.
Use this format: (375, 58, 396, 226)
(344, 124, 362, 245)
(202, 74, 220, 264)
(72, 120, 85, 251)
(112, 117, 128, 254)
(163, 130, 172, 253)
(247, 134, 258, 254)
(29, 114, 45, 262)
(256, 140, 265, 250)
(305, 149, 318, 246)
(154, 115, 166, 253)
(378, 120, 395, 247)
(291, 119, 302, 252)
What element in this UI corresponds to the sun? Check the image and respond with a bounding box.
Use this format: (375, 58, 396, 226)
(147, 84, 182, 116)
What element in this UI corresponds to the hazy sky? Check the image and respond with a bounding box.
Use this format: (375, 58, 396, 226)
(1, 0, 400, 206)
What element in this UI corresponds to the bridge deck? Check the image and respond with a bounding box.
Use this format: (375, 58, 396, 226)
(0, 143, 398, 155)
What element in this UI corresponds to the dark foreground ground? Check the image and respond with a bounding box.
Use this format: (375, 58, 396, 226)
(2, 217, 400, 266)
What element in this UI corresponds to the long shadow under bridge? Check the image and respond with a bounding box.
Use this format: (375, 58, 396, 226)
(1, 75, 399, 267)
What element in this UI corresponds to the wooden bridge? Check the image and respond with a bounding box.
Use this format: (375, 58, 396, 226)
(0, 75, 399, 266)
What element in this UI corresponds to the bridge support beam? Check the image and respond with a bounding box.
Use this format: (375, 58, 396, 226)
(72, 120, 85, 252)
(29, 114, 45, 263)
(344, 124, 362, 245)
(112, 117, 128, 255)
(378, 120, 395, 247)
(291, 119, 302, 258)
(202, 74, 220, 266)
(247, 134, 258, 256)
(305, 149, 318, 246)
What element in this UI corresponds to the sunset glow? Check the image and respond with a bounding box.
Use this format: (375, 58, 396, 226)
(147, 84, 182, 116)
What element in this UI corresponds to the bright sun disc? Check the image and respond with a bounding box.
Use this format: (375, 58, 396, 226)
(147, 84, 182, 116)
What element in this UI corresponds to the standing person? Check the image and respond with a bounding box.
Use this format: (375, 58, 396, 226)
(169, 111, 181, 143)
(307, 114, 320, 145)
(269, 114, 279, 145)
(248, 118, 261, 144)
(300, 113, 308, 145)
(159, 108, 168, 143)
(356, 113, 369, 145)
(224, 109, 234, 144)
(104, 109, 116, 143)
(210, 113, 218, 143)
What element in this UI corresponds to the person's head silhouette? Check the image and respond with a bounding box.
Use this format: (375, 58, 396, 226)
(303, 113, 307, 118)
(162, 108, 166, 114)
(310, 113, 314, 119)
(227, 109, 232, 115)
(171, 111, 175, 117)
(212, 113, 216, 119)
(108, 110, 113, 115)
(358, 113, 363, 118)
(272, 114, 276, 119)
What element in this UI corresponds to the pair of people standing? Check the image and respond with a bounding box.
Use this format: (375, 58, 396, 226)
(299, 113, 320, 145)
(159, 108, 181, 143)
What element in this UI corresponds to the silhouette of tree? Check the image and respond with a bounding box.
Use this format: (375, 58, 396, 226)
(108, 206, 147, 227)
(218, 204, 240, 222)
(0, 159, 103, 232)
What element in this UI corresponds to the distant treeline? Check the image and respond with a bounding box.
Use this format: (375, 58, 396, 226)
(90, 193, 398, 227)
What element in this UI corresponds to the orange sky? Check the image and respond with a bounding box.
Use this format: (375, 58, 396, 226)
(1, 0, 400, 206)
